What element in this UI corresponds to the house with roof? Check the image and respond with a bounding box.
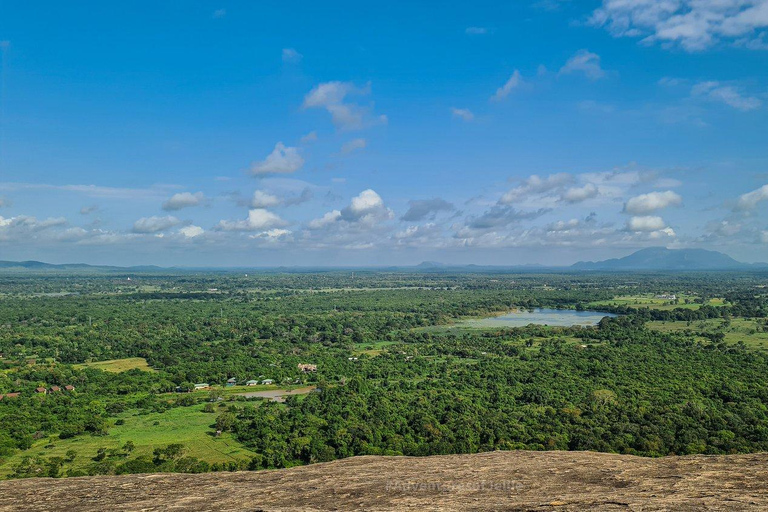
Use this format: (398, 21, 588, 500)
(245, 380, 259, 386)
(50, 386, 61, 392)
(226, 378, 237, 387)
(35, 387, 47, 394)
(261, 379, 274, 385)
(64, 385, 75, 391)
(194, 383, 210, 391)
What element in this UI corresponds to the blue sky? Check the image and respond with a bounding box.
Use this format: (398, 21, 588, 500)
(0, 1, 767, 266)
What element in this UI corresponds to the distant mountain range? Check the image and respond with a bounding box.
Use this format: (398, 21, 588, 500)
(0, 260, 162, 272)
(1, 248, 766, 273)
(571, 247, 767, 271)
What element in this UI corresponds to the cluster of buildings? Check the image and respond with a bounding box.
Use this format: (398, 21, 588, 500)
(0, 384, 75, 400)
(187, 363, 318, 392)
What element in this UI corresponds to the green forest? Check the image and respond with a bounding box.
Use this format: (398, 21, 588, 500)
(1, 270, 767, 478)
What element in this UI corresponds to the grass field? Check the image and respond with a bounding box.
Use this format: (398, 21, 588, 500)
(647, 318, 768, 350)
(588, 294, 726, 311)
(353, 340, 400, 356)
(75, 357, 155, 373)
(0, 404, 256, 477)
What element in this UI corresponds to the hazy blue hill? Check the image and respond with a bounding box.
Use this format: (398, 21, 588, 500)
(572, 247, 759, 271)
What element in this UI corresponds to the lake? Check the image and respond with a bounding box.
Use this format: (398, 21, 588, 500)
(456, 308, 616, 328)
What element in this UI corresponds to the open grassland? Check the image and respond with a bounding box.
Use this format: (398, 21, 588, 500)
(74, 357, 154, 373)
(0, 404, 256, 477)
(588, 294, 726, 311)
(647, 317, 768, 350)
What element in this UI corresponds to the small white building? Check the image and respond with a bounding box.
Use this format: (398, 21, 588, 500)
(245, 380, 259, 386)
(261, 379, 274, 385)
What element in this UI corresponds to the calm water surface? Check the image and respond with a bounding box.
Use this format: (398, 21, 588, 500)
(457, 308, 616, 328)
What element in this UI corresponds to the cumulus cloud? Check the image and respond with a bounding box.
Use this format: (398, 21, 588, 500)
(162, 191, 204, 211)
(132, 216, 181, 234)
(561, 183, 599, 203)
(624, 190, 682, 214)
(0, 215, 66, 231)
(340, 189, 392, 222)
(216, 209, 288, 232)
(736, 184, 768, 211)
(251, 228, 293, 242)
(307, 210, 342, 229)
(465, 26, 490, 35)
(250, 190, 281, 208)
(691, 81, 762, 111)
(500, 173, 574, 204)
(249, 142, 304, 175)
(401, 198, 455, 222)
(491, 70, 523, 101)
(559, 50, 606, 80)
(626, 215, 668, 232)
(179, 225, 204, 238)
(589, 0, 768, 51)
(282, 48, 303, 63)
(303, 81, 386, 130)
(451, 107, 474, 121)
(79, 205, 98, 215)
(340, 138, 367, 155)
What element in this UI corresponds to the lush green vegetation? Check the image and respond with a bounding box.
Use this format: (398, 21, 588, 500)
(1, 270, 767, 478)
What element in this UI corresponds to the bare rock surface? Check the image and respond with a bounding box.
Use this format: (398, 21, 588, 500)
(1, 450, 767, 511)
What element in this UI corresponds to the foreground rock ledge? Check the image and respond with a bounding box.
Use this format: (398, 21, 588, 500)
(1, 450, 767, 511)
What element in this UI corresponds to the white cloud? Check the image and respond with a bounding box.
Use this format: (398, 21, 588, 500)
(212, 9, 226, 19)
(252, 228, 292, 241)
(249, 142, 304, 175)
(559, 50, 606, 80)
(561, 183, 599, 203)
(465, 26, 490, 35)
(179, 225, 204, 238)
(451, 107, 474, 121)
(341, 189, 392, 222)
(303, 81, 385, 130)
(627, 215, 668, 232)
(307, 210, 342, 229)
(340, 138, 367, 155)
(132, 216, 181, 234)
(589, 0, 768, 51)
(216, 209, 288, 232)
(162, 191, 204, 211)
(736, 184, 768, 210)
(762, 231, 768, 243)
(282, 48, 303, 63)
(500, 173, 574, 204)
(691, 81, 762, 111)
(624, 190, 682, 214)
(491, 70, 523, 101)
(0, 215, 66, 232)
(250, 190, 282, 208)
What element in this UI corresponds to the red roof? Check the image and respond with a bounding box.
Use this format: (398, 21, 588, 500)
(35, 387, 47, 393)
(4, 392, 19, 398)
(50, 386, 61, 392)
(64, 385, 75, 391)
